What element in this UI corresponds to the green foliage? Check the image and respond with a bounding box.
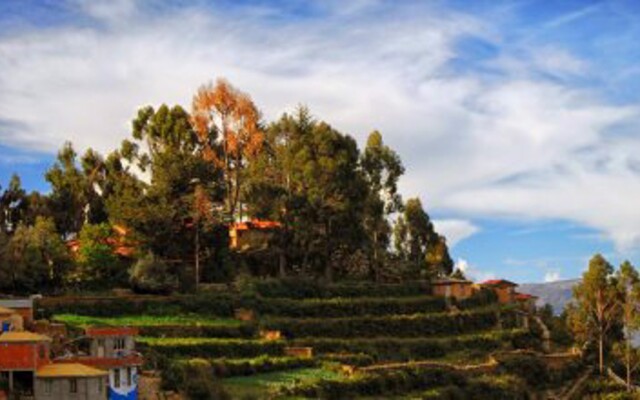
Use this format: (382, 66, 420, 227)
(138, 337, 285, 359)
(393, 198, 453, 277)
(173, 356, 316, 379)
(70, 223, 128, 288)
(253, 278, 431, 298)
(37, 292, 239, 318)
(292, 329, 527, 361)
(130, 253, 179, 294)
(1, 216, 71, 294)
(263, 307, 510, 339)
(164, 359, 230, 400)
(277, 367, 462, 399)
(257, 295, 447, 318)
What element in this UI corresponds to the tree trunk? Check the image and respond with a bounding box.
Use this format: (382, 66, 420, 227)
(599, 332, 604, 375)
(627, 332, 632, 391)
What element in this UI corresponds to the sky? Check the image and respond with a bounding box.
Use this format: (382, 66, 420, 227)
(1, 0, 640, 283)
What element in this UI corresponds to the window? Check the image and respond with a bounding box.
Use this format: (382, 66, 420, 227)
(114, 337, 126, 350)
(44, 380, 52, 394)
(69, 379, 77, 393)
(114, 369, 121, 388)
(126, 367, 132, 386)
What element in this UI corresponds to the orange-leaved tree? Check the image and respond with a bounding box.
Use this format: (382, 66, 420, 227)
(191, 78, 263, 221)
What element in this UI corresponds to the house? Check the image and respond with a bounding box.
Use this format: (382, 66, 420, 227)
(0, 331, 52, 396)
(480, 279, 519, 304)
(57, 327, 143, 400)
(0, 298, 34, 327)
(66, 225, 136, 259)
(0, 306, 23, 332)
(229, 219, 282, 252)
(34, 363, 107, 400)
(431, 278, 474, 300)
(515, 293, 539, 312)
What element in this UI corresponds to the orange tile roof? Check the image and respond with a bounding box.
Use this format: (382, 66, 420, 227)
(0, 331, 51, 343)
(37, 363, 107, 378)
(231, 219, 282, 231)
(0, 306, 16, 315)
(515, 293, 538, 300)
(481, 279, 518, 287)
(85, 326, 139, 337)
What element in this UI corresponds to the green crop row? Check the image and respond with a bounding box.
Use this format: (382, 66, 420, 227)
(38, 293, 239, 318)
(138, 337, 285, 358)
(255, 295, 447, 318)
(253, 278, 432, 299)
(263, 307, 516, 339)
(170, 356, 316, 379)
(276, 366, 461, 399)
(292, 329, 532, 361)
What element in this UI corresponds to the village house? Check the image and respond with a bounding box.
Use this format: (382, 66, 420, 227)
(0, 331, 52, 396)
(57, 327, 143, 400)
(0, 306, 23, 332)
(0, 299, 142, 400)
(515, 293, 539, 313)
(431, 278, 474, 300)
(0, 298, 34, 327)
(34, 363, 108, 400)
(480, 279, 519, 304)
(229, 219, 282, 252)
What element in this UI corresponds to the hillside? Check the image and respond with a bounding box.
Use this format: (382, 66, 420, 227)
(38, 281, 588, 399)
(519, 279, 579, 315)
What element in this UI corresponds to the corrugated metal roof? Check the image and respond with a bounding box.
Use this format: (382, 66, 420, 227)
(0, 331, 51, 343)
(0, 299, 33, 309)
(37, 363, 108, 378)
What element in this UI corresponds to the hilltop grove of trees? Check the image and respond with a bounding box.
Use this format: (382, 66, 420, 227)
(0, 78, 453, 295)
(567, 254, 640, 389)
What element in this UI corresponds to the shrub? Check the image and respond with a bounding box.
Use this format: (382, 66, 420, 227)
(129, 253, 179, 294)
(138, 337, 285, 358)
(173, 356, 316, 378)
(293, 330, 526, 361)
(257, 295, 447, 318)
(277, 367, 462, 398)
(163, 359, 230, 400)
(264, 307, 510, 339)
(254, 278, 431, 299)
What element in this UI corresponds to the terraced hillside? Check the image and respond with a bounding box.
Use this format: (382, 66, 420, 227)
(40, 280, 584, 399)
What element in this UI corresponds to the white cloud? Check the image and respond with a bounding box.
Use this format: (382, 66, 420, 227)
(1, 1, 640, 254)
(433, 219, 480, 247)
(544, 270, 561, 283)
(455, 258, 494, 282)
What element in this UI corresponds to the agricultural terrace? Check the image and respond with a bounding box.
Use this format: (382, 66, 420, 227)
(41, 280, 583, 398)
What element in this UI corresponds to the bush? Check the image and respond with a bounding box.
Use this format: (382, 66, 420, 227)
(264, 307, 510, 339)
(130, 253, 179, 294)
(173, 356, 316, 378)
(254, 278, 431, 299)
(293, 330, 526, 361)
(138, 337, 285, 358)
(277, 367, 462, 399)
(37, 292, 239, 319)
(257, 295, 447, 318)
(496, 353, 548, 386)
(138, 324, 256, 338)
(163, 359, 230, 399)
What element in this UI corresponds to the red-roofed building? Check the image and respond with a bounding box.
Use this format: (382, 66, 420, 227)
(229, 219, 282, 252)
(515, 293, 539, 312)
(480, 279, 519, 304)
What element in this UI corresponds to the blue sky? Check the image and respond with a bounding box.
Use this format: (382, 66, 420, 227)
(2, 0, 640, 283)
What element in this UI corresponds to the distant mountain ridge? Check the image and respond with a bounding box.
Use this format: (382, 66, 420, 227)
(519, 279, 580, 315)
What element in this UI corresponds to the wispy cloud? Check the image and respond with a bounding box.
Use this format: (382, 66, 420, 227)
(1, 0, 640, 257)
